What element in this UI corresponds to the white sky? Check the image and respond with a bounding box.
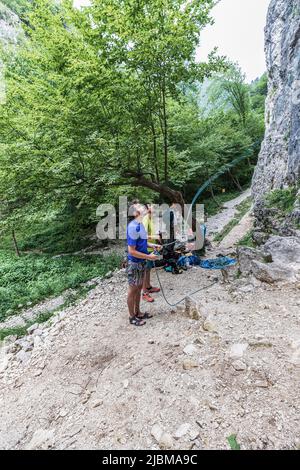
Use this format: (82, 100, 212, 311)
(74, 0, 271, 83)
(198, 0, 271, 82)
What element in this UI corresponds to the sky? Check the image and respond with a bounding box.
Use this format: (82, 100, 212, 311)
(74, 0, 271, 83)
(198, 0, 271, 82)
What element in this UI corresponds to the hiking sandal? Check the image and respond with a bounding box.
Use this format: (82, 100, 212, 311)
(129, 316, 146, 326)
(137, 312, 153, 320)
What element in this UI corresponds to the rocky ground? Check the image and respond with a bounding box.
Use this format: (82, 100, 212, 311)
(0, 193, 299, 450)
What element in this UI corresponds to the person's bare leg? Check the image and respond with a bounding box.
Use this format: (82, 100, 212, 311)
(127, 285, 138, 317)
(143, 268, 160, 294)
(135, 285, 143, 316)
(143, 269, 151, 291)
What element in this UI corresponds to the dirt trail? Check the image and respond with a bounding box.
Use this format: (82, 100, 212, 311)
(0, 192, 299, 450)
(206, 189, 251, 240)
(218, 212, 254, 251)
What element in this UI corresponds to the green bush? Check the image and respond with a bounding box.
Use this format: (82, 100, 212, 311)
(265, 187, 298, 214)
(238, 230, 255, 248)
(0, 251, 121, 321)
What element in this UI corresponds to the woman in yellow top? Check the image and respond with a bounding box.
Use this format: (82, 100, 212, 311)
(142, 204, 161, 302)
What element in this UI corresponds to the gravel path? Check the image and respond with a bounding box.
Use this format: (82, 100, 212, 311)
(218, 211, 254, 250)
(206, 189, 251, 239)
(0, 264, 299, 450)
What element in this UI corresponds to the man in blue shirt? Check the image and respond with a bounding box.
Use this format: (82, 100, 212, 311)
(127, 203, 160, 326)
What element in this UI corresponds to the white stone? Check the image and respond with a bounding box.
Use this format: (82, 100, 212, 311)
(16, 350, 31, 364)
(32, 329, 43, 337)
(0, 355, 9, 373)
(203, 318, 217, 332)
(159, 432, 173, 449)
(25, 429, 55, 450)
(183, 344, 198, 356)
(151, 424, 163, 442)
(174, 423, 190, 439)
(228, 343, 248, 359)
(123, 379, 129, 388)
(33, 336, 42, 348)
(189, 428, 200, 441)
(27, 323, 39, 334)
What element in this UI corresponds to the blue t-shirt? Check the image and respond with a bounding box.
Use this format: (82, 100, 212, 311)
(127, 220, 148, 262)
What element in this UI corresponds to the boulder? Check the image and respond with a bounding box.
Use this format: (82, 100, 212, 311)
(237, 236, 300, 284)
(263, 236, 300, 265)
(27, 323, 39, 334)
(16, 349, 31, 364)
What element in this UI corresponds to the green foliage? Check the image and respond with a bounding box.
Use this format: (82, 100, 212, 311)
(201, 189, 241, 216)
(250, 73, 267, 115)
(0, 250, 121, 321)
(168, 65, 266, 204)
(227, 434, 241, 450)
(0, 0, 31, 17)
(238, 230, 255, 248)
(265, 187, 298, 214)
(0, 1, 267, 255)
(0, 0, 224, 236)
(0, 282, 96, 340)
(0, 325, 28, 341)
(208, 64, 251, 126)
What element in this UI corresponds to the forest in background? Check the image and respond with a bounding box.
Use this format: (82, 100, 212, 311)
(0, 0, 267, 251)
(0, 0, 266, 325)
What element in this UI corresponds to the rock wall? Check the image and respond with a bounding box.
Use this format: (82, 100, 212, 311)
(0, 2, 20, 103)
(252, 0, 300, 200)
(0, 2, 19, 45)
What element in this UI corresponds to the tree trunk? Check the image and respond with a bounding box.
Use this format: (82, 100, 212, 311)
(150, 118, 160, 183)
(209, 184, 221, 206)
(161, 78, 168, 182)
(228, 169, 243, 191)
(12, 229, 21, 257)
(125, 172, 199, 231)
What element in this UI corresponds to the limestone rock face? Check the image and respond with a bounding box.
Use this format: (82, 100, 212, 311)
(0, 2, 20, 45)
(252, 0, 300, 200)
(0, 2, 20, 103)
